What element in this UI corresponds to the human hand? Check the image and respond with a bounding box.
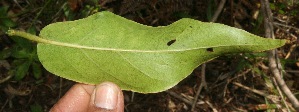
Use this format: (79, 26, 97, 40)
(50, 82, 124, 112)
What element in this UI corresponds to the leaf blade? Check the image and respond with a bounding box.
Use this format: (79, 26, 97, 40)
(36, 11, 285, 93)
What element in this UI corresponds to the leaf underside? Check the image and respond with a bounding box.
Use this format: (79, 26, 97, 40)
(38, 11, 285, 93)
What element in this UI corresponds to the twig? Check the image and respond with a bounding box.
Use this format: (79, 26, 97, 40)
(233, 82, 279, 102)
(271, 77, 292, 111)
(191, 0, 227, 111)
(201, 65, 207, 91)
(4, 85, 31, 96)
(52, 2, 67, 22)
(273, 22, 299, 31)
(130, 92, 135, 102)
(58, 78, 63, 99)
(31, 0, 52, 27)
(261, 0, 299, 111)
(166, 91, 193, 105)
(13, 0, 24, 10)
(258, 62, 269, 70)
(285, 70, 299, 74)
(191, 64, 207, 111)
(0, 99, 9, 112)
(204, 100, 218, 112)
(0, 74, 13, 84)
(285, 44, 297, 59)
(211, 0, 227, 22)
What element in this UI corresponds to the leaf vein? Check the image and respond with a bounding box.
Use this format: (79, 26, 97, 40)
(116, 52, 166, 82)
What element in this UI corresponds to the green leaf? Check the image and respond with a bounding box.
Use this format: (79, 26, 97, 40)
(27, 26, 37, 35)
(0, 6, 17, 27)
(1, 18, 17, 27)
(0, 6, 17, 34)
(14, 60, 31, 80)
(32, 62, 42, 79)
(7, 11, 286, 93)
(11, 36, 34, 51)
(11, 46, 31, 59)
(30, 103, 43, 112)
(0, 6, 9, 17)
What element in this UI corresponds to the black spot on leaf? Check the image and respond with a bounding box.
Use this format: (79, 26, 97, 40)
(167, 39, 176, 46)
(206, 48, 213, 52)
(189, 26, 192, 28)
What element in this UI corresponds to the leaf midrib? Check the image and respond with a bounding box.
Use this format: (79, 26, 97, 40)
(40, 40, 273, 52)
(7, 30, 280, 53)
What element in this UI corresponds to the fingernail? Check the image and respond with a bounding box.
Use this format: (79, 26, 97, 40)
(93, 83, 119, 110)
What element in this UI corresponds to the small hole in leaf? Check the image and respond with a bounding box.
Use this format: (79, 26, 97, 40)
(206, 48, 213, 52)
(167, 39, 176, 46)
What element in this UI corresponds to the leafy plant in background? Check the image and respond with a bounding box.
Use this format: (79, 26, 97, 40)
(9, 28, 42, 80)
(0, 6, 42, 81)
(0, 1, 90, 111)
(0, 6, 17, 34)
(270, 2, 299, 15)
(7, 11, 285, 93)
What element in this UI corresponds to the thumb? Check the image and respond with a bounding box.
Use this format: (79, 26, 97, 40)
(89, 82, 124, 112)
